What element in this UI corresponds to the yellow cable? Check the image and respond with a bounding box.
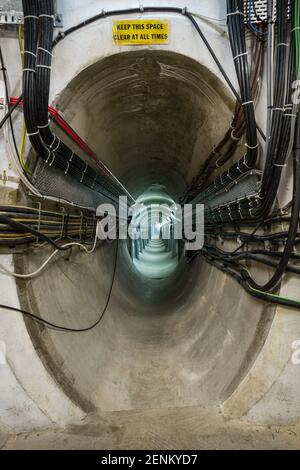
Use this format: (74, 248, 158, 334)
(18, 24, 24, 66)
(18, 24, 28, 174)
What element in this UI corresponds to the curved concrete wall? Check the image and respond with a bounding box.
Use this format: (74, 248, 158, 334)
(1, 0, 300, 441)
(16, 48, 274, 414)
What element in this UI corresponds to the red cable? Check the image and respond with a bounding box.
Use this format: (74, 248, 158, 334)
(9, 97, 111, 177)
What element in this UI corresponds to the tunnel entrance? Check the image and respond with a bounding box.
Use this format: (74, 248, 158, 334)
(129, 184, 179, 279)
(17, 49, 275, 413)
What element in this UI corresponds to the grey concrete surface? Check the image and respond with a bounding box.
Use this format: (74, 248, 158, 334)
(3, 407, 300, 450)
(0, 430, 9, 450)
(12, 50, 276, 444)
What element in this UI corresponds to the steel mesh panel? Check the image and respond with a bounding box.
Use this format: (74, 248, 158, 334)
(244, 0, 291, 24)
(32, 160, 112, 209)
(204, 172, 261, 210)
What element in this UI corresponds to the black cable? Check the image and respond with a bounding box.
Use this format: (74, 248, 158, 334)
(52, 5, 240, 104)
(0, 47, 26, 177)
(0, 213, 76, 251)
(202, 252, 300, 309)
(0, 95, 22, 130)
(242, 113, 300, 291)
(0, 3, 265, 177)
(203, 244, 300, 275)
(21, 0, 129, 206)
(227, 222, 262, 254)
(0, 240, 118, 332)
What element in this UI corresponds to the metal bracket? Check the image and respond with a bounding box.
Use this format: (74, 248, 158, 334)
(0, 6, 63, 27)
(243, 0, 291, 24)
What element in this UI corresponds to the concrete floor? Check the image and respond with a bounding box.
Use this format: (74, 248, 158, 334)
(2, 407, 300, 450)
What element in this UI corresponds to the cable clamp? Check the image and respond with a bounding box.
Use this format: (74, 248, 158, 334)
(49, 152, 56, 166)
(283, 113, 297, 118)
(243, 155, 252, 169)
(227, 170, 234, 181)
(237, 160, 243, 174)
(84, 163, 88, 174)
(139, 4, 144, 12)
(249, 206, 256, 217)
(230, 129, 240, 141)
(272, 107, 284, 112)
(52, 138, 61, 152)
(36, 64, 52, 70)
(233, 51, 248, 61)
(226, 11, 244, 17)
(273, 163, 287, 168)
(69, 151, 74, 162)
(50, 135, 56, 148)
(212, 146, 218, 155)
(23, 15, 38, 20)
(39, 14, 55, 20)
(276, 43, 288, 47)
(23, 51, 37, 58)
(65, 161, 70, 175)
(23, 68, 36, 73)
(38, 47, 54, 57)
(291, 27, 300, 32)
(182, 7, 187, 15)
(101, 9, 106, 16)
(38, 122, 50, 129)
(242, 100, 254, 107)
(80, 173, 85, 183)
(245, 143, 258, 150)
(27, 130, 39, 137)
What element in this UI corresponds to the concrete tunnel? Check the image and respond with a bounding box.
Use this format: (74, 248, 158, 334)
(1, 0, 300, 451)
(19, 49, 274, 413)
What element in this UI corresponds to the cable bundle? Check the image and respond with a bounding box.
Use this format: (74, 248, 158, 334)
(0, 205, 97, 247)
(181, 32, 264, 204)
(184, 1, 300, 304)
(22, 0, 132, 206)
(199, 0, 297, 225)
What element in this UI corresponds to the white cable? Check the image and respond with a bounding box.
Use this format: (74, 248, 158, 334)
(233, 52, 248, 61)
(0, 223, 100, 279)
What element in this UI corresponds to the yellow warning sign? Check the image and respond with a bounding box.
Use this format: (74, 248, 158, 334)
(112, 19, 169, 46)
